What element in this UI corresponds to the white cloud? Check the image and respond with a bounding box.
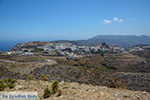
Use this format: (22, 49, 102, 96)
(104, 19, 111, 24)
(113, 17, 123, 22)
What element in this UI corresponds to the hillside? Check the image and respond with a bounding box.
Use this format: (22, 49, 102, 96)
(1, 54, 150, 92)
(1, 80, 150, 100)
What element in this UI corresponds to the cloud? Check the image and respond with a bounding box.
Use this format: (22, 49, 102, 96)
(104, 19, 111, 24)
(113, 17, 123, 22)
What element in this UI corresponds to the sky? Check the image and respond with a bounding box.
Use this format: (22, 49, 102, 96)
(0, 0, 150, 41)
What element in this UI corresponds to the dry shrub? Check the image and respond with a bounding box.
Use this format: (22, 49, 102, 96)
(105, 75, 127, 89)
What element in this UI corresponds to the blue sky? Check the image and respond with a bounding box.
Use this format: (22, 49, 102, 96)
(0, 0, 150, 41)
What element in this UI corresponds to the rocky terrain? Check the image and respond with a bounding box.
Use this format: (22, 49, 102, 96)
(2, 80, 150, 100)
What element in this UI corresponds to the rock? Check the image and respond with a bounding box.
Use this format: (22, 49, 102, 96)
(114, 94, 118, 97)
(136, 95, 140, 99)
(71, 97, 74, 100)
(100, 92, 104, 96)
(100, 86, 107, 89)
(52, 97, 58, 99)
(15, 85, 23, 90)
(93, 89, 95, 92)
(142, 91, 147, 95)
(58, 96, 64, 98)
(60, 80, 64, 84)
(62, 86, 68, 89)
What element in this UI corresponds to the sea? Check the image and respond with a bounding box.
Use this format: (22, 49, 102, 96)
(0, 40, 23, 52)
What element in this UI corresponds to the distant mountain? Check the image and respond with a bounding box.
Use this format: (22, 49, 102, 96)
(59, 35, 150, 48)
(87, 35, 150, 48)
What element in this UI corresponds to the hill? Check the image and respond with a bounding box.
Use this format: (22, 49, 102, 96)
(55, 35, 150, 48)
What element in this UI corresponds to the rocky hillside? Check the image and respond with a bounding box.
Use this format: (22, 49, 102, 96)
(0, 54, 150, 92)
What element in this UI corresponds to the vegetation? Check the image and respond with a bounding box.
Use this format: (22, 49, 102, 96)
(64, 82, 67, 85)
(43, 80, 61, 98)
(43, 87, 52, 98)
(0, 78, 17, 91)
(105, 75, 126, 89)
(40, 74, 49, 81)
(0, 81, 6, 91)
(9, 83, 15, 89)
(37, 80, 41, 84)
(28, 74, 34, 80)
(52, 80, 59, 94)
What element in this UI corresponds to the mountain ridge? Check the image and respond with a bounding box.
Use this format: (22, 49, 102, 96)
(53, 35, 150, 48)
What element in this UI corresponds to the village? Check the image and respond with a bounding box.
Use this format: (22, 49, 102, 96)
(6, 41, 126, 58)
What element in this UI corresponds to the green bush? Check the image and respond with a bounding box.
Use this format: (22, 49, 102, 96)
(52, 80, 59, 94)
(42, 80, 61, 98)
(28, 74, 34, 80)
(43, 87, 52, 98)
(4, 79, 8, 84)
(8, 78, 12, 82)
(0, 80, 3, 83)
(40, 74, 49, 81)
(9, 83, 15, 89)
(0, 78, 17, 91)
(46, 74, 50, 78)
(11, 80, 17, 84)
(0, 82, 6, 91)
